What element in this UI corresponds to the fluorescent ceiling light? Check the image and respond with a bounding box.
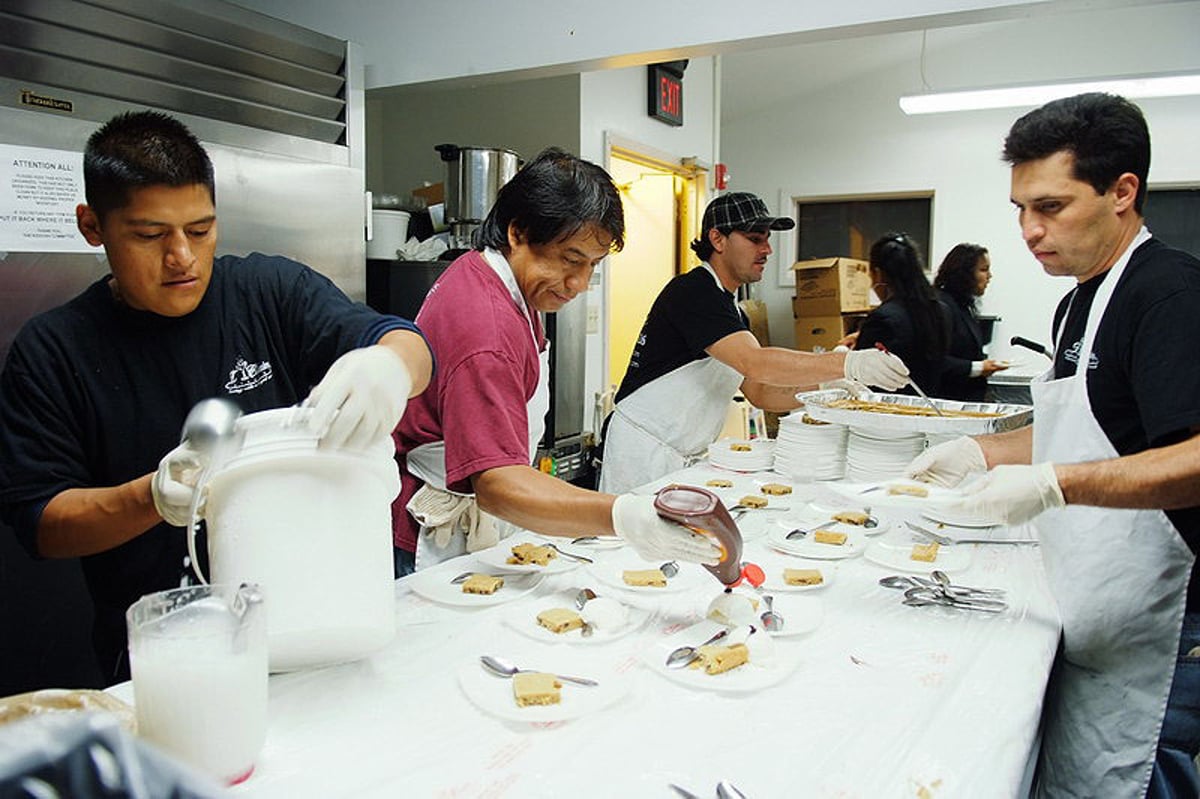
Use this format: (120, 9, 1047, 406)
(899, 72, 1200, 115)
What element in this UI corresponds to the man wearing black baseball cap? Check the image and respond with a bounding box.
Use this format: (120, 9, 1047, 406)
(599, 191, 910, 494)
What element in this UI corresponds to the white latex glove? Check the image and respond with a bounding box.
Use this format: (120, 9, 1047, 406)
(818, 378, 868, 398)
(950, 463, 1065, 526)
(304, 346, 413, 451)
(844, 349, 910, 391)
(905, 435, 987, 487)
(152, 442, 205, 527)
(610, 495, 722, 565)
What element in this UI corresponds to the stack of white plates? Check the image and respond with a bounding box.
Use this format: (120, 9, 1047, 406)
(772, 413, 847, 481)
(845, 428, 926, 482)
(706, 438, 775, 471)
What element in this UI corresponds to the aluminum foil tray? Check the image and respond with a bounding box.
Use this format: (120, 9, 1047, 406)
(797, 389, 1033, 436)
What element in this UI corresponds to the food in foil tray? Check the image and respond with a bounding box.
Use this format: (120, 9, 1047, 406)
(827, 398, 1002, 418)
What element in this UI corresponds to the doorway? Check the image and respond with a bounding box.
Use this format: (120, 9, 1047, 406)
(605, 144, 706, 393)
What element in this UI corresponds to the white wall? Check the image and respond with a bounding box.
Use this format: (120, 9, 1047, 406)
(578, 59, 718, 426)
(721, 4, 1200, 367)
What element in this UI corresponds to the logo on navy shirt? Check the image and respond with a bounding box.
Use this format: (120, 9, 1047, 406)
(224, 356, 274, 394)
(1061, 340, 1100, 370)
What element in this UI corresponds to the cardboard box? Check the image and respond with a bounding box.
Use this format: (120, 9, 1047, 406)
(793, 312, 868, 352)
(792, 257, 873, 315)
(411, 182, 444, 206)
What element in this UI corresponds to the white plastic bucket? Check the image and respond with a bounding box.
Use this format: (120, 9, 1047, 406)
(202, 409, 399, 671)
(366, 209, 411, 259)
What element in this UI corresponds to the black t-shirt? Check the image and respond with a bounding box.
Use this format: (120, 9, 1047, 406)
(855, 298, 949, 397)
(1050, 238, 1200, 609)
(614, 266, 747, 403)
(0, 253, 418, 681)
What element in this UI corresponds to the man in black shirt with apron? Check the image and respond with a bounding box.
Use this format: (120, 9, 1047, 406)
(906, 93, 1200, 797)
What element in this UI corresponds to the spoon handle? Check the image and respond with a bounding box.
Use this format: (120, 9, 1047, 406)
(540, 671, 599, 687)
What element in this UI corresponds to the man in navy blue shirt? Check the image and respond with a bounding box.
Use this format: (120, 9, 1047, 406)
(0, 111, 432, 683)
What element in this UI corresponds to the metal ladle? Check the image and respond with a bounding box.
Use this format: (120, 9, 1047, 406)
(181, 398, 244, 584)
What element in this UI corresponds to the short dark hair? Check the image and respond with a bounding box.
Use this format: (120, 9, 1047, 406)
(83, 111, 215, 221)
(1002, 92, 1150, 214)
(475, 147, 624, 253)
(870, 232, 946, 358)
(934, 242, 988, 308)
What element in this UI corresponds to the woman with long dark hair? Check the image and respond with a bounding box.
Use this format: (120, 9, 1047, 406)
(934, 243, 1008, 401)
(854, 232, 949, 396)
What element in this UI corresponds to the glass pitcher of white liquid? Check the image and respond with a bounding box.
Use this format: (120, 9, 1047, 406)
(127, 583, 267, 785)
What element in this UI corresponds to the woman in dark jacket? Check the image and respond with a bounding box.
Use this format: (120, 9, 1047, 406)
(933, 243, 1009, 401)
(854, 233, 949, 397)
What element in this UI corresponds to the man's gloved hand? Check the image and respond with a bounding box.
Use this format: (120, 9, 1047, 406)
(818, 378, 868, 398)
(905, 435, 987, 487)
(843, 349, 910, 391)
(610, 495, 722, 565)
(152, 442, 205, 527)
(950, 463, 1065, 526)
(305, 346, 413, 451)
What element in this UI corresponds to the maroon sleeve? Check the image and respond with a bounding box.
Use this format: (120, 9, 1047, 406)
(441, 348, 536, 493)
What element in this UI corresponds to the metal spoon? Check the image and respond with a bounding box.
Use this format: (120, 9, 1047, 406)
(573, 588, 597, 637)
(786, 520, 838, 540)
(759, 595, 784, 632)
(449, 571, 475, 585)
(716, 780, 749, 799)
(659, 561, 680, 579)
(543, 542, 594, 564)
(479, 655, 598, 686)
(573, 587, 597, 611)
(728, 504, 791, 513)
(665, 628, 728, 669)
(878, 574, 1007, 598)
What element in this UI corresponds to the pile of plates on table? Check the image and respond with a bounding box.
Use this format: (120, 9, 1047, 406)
(772, 412, 847, 481)
(706, 437, 775, 471)
(845, 428, 926, 481)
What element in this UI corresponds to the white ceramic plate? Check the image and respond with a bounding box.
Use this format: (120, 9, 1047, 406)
(457, 658, 628, 723)
(920, 505, 1003, 529)
(408, 567, 543, 607)
(588, 552, 712, 595)
(765, 526, 867, 560)
(474, 539, 582, 575)
(502, 596, 651, 645)
(758, 562, 833, 593)
(862, 540, 972, 575)
(643, 621, 800, 692)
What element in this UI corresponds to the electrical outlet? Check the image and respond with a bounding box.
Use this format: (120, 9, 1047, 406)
(586, 305, 600, 334)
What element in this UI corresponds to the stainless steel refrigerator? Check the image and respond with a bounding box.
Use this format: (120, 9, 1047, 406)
(0, 0, 367, 692)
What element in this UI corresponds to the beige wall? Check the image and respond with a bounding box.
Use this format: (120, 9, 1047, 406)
(365, 75, 582, 199)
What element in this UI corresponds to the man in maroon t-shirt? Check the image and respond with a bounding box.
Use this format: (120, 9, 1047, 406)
(391, 148, 720, 574)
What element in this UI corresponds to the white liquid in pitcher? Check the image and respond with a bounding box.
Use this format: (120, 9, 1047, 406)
(130, 602, 267, 783)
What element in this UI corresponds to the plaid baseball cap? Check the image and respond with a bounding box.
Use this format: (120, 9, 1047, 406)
(702, 192, 795, 234)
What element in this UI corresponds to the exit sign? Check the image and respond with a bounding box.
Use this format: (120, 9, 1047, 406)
(648, 62, 684, 126)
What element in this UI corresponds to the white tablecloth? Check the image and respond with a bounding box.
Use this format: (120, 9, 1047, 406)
(122, 470, 1063, 798)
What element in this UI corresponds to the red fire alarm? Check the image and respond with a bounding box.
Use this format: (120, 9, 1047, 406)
(714, 162, 729, 190)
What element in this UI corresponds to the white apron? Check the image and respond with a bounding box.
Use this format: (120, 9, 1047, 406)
(409, 249, 550, 569)
(1031, 230, 1192, 797)
(599, 267, 744, 494)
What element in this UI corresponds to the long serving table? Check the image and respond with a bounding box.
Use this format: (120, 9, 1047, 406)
(198, 466, 1061, 798)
